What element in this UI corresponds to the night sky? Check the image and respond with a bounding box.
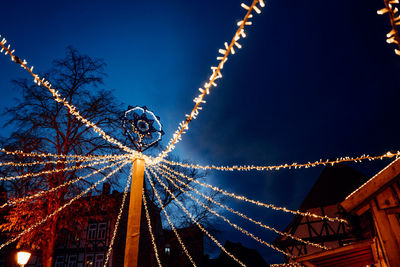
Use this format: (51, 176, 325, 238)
(1, 0, 400, 264)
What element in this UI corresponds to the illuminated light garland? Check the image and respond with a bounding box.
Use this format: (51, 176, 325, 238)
(270, 263, 302, 267)
(104, 162, 133, 267)
(154, 0, 265, 163)
(151, 166, 294, 258)
(346, 157, 399, 200)
(155, 165, 328, 251)
(141, 189, 162, 267)
(161, 151, 400, 172)
(0, 159, 125, 210)
(0, 160, 129, 251)
(144, 168, 196, 267)
(378, 0, 400, 55)
(0, 148, 130, 160)
(147, 168, 246, 267)
(0, 158, 114, 182)
(159, 164, 348, 224)
(0, 38, 143, 159)
(0, 156, 123, 168)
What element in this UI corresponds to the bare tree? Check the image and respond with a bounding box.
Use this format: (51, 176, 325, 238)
(0, 47, 123, 267)
(0, 47, 222, 267)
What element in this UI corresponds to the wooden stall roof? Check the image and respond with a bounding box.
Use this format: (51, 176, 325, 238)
(295, 239, 375, 267)
(341, 157, 400, 212)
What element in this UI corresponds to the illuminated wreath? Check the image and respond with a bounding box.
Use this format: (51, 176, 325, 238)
(122, 106, 164, 151)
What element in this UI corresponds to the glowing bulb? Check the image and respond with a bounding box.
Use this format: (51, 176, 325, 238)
(17, 251, 31, 266)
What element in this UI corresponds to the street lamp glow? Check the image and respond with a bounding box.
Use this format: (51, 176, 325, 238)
(17, 251, 31, 266)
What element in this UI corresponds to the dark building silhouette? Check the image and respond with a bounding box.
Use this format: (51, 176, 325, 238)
(274, 160, 400, 266)
(208, 240, 268, 267)
(0, 184, 205, 267)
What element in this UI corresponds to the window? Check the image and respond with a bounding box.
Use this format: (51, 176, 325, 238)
(68, 255, 77, 267)
(94, 254, 104, 267)
(55, 256, 65, 267)
(88, 223, 97, 240)
(97, 222, 107, 240)
(85, 255, 94, 267)
(165, 245, 171, 256)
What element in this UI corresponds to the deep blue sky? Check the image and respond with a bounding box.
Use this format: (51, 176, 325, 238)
(1, 0, 400, 264)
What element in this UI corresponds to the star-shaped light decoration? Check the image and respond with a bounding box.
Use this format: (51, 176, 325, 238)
(122, 106, 164, 152)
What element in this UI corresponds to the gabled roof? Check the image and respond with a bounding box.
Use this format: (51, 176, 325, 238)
(299, 164, 367, 211)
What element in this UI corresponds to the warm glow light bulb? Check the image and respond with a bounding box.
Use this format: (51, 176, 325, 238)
(17, 251, 31, 266)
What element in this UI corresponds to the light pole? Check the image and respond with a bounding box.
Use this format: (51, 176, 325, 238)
(122, 106, 164, 267)
(16, 251, 31, 267)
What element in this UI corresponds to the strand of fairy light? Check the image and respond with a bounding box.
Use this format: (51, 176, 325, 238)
(0, 148, 130, 160)
(270, 263, 302, 267)
(144, 168, 197, 267)
(141, 189, 162, 267)
(161, 151, 400, 172)
(0, 160, 129, 251)
(0, 156, 124, 168)
(147, 167, 247, 267)
(151, 166, 294, 258)
(155, 165, 328, 251)
(104, 163, 134, 267)
(153, 0, 266, 163)
(378, 0, 400, 55)
(0, 158, 115, 182)
(0, 159, 125, 210)
(159, 163, 348, 224)
(0, 36, 144, 159)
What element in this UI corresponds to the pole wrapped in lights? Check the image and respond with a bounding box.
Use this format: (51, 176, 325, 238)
(160, 163, 348, 224)
(0, 160, 129, 251)
(144, 168, 196, 267)
(155, 165, 328, 250)
(154, 0, 266, 163)
(147, 167, 247, 267)
(151, 166, 295, 257)
(378, 0, 400, 55)
(160, 151, 399, 172)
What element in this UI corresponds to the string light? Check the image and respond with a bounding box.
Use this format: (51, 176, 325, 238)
(0, 156, 123, 168)
(270, 263, 302, 267)
(151, 166, 294, 258)
(141, 189, 162, 267)
(144, 168, 196, 267)
(0, 148, 129, 160)
(0, 160, 129, 251)
(378, 0, 400, 55)
(161, 151, 399, 172)
(0, 38, 144, 159)
(154, 0, 265, 163)
(159, 163, 348, 224)
(0, 160, 125, 209)
(147, 167, 246, 267)
(0, 158, 114, 182)
(155, 165, 328, 250)
(346, 157, 399, 200)
(104, 162, 134, 267)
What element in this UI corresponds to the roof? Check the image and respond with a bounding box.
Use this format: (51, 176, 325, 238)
(341, 157, 400, 212)
(298, 163, 367, 211)
(295, 239, 375, 267)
